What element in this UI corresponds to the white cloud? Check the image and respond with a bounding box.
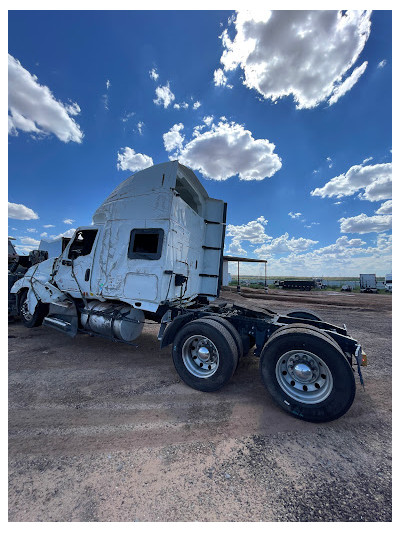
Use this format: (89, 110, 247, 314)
(378, 59, 387, 68)
(63, 219, 75, 225)
(19, 236, 40, 247)
(48, 228, 76, 240)
(168, 119, 281, 181)
(375, 233, 392, 252)
(288, 212, 302, 219)
(339, 213, 392, 234)
(102, 80, 111, 110)
(225, 238, 248, 257)
(173, 102, 189, 110)
(154, 83, 175, 108)
(192, 124, 206, 137)
(250, 235, 389, 277)
(361, 176, 392, 202)
(163, 123, 185, 155)
(121, 111, 135, 123)
(65, 102, 81, 116)
(363, 156, 373, 164)
(314, 235, 366, 254)
(117, 147, 154, 172)
(226, 216, 270, 244)
(328, 61, 368, 106)
(43, 224, 55, 228)
(311, 162, 392, 201)
(40, 232, 48, 238)
(8, 202, 39, 220)
(203, 115, 214, 126)
(8, 54, 83, 142)
(375, 200, 392, 215)
(149, 68, 159, 81)
(137, 121, 144, 135)
(218, 11, 371, 109)
(193, 101, 201, 110)
(102, 93, 109, 111)
(8, 113, 40, 136)
(304, 222, 320, 229)
(26, 228, 37, 233)
(214, 68, 228, 87)
(14, 245, 36, 255)
(224, 216, 391, 276)
(254, 233, 317, 257)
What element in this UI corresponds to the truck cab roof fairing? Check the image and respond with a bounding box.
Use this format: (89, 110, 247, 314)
(92, 161, 210, 224)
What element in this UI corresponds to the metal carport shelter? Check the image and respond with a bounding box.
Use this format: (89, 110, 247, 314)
(223, 256, 268, 292)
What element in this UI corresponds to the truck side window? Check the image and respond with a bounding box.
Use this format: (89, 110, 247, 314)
(128, 228, 164, 260)
(68, 229, 98, 259)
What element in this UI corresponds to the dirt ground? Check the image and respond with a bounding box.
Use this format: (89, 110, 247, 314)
(8, 288, 392, 522)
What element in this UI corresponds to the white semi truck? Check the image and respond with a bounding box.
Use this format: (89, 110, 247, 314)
(11, 161, 366, 422)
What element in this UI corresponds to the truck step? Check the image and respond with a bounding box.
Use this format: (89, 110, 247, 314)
(52, 300, 73, 309)
(43, 315, 78, 337)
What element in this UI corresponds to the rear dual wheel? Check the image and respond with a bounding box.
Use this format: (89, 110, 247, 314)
(172, 318, 239, 392)
(286, 309, 322, 322)
(260, 325, 356, 422)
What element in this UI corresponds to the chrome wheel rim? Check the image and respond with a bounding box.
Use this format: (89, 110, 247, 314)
(276, 350, 333, 404)
(182, 335, 219, 378)
(21, 299, 33, 321)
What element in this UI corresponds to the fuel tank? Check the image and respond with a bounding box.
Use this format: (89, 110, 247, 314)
(80, 301, 144, 342)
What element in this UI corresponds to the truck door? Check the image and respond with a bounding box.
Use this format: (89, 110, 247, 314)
(54, 229, 99, 296)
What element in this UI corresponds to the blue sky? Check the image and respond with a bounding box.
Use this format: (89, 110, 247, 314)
(8, 10, 392, 276)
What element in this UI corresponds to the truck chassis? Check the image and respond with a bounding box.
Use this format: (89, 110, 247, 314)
(15, 289, 366, 423)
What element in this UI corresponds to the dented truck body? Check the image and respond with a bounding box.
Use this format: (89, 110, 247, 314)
(11, 161, 366, 422)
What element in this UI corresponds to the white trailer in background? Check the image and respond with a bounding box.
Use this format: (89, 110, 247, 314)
(11, 161, 366, 422)
(39, 237, 71, 259)
(385, 273, 392, 292)
(360, 273, 377, 293)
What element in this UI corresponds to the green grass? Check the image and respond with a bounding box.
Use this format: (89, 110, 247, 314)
(227, 280, 390, 295)
(229, 275, 385, 282)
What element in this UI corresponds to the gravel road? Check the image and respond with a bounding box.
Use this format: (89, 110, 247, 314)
(8, 289, 392, 521)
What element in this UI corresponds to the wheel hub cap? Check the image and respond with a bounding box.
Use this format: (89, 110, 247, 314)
(276, 349, 333, 404)
(293, 363, 313, 382)
(197, 346, 211, 361)
(182, 335, 220, 378)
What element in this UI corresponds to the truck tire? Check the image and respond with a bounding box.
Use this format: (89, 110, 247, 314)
(19, 290, 48, 328)
(200, 315, 244, 359)
(260, 326, 355, 422)
(286, 309, 322, 322)
(172, 318, 239, 392)
(267, 323, 331, 344)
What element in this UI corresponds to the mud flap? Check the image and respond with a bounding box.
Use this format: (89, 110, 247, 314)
(354, 345, 365, 390)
